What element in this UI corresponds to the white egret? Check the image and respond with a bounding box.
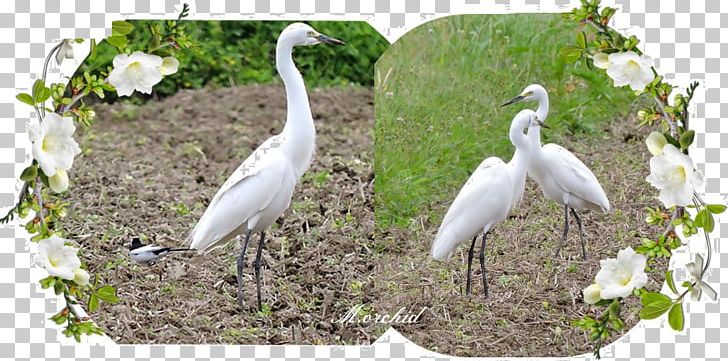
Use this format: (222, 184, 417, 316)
(186, 23, 344, 310)
(431, 109, 545, 297)
(502, 84, 610, 259)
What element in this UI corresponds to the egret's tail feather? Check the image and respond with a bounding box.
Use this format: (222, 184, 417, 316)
(431, 231, 457, 261)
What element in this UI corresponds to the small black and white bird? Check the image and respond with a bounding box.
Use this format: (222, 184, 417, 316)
(128, 237, 191, 264)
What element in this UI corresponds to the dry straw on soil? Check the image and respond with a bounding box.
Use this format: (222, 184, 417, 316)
(372, 120, 666, 357)
(64, 85, 381, 344)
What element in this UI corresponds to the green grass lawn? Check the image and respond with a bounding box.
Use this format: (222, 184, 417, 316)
(374, 13, 636, 228)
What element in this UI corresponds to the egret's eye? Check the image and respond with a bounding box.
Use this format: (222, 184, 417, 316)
(307, 31, 315, 37)
(522, 91, 533, 97)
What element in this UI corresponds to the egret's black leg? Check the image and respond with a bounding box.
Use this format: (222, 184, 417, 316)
(571, 208, 587, 260)
(554, 204, 569, 257)
(465, 235, 477, 295)
(254, 231, 267, 311)
(479, 231, 489, 297)
(237, 229, 253, 308)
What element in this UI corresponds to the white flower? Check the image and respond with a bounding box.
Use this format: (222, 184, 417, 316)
(160, 56, 179, 76)
(604, 51, 655, 92)
(55, 39, 74, 65)
(646, 131, 667, 156)
(686, 254, 717, 301)
(583, 283, 603, 304)
(36, 236, 81, 280)
(108, 51, 164, 97)
(594, 247, 648, 299)
(28, 113, 82, 177)
(48, 169, 69, 193)
(73, 268, 90, 286)
(592, 52, 610, 69)
(646, 144, 703, 208)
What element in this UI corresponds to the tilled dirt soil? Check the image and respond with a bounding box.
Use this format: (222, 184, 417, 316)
(371, 120, 666, 357)
(63, 85, 381, 344)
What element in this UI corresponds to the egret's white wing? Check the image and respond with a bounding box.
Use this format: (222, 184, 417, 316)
(432, 157, 511, 260)
(187, 136, 290, 253)
(542, 143, 610, 211)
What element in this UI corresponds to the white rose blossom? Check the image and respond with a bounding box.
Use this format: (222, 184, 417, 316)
(36, 236, 81, 280)
(160, 56, 180, 76)
(583, 283, 603, 305)
(645, 131, 667, 156)
(594, 247, 648, 300)
(646, 144, 703, 208)
(603, 51, 656, 92)
(73, 268, 90, 286)
(55, 39, 75, 66)
(592, 52, 610, 69)
(48, 169, 69, 193)
(686, 254, 717, 301)
(28, 112, 82, 178)
(108, 51, 170, 97)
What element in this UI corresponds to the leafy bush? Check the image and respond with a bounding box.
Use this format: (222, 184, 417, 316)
(78, 20, 388, 100)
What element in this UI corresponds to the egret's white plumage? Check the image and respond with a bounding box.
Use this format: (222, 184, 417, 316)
(186, 23, 344, 309)
(503, 84, 610, 258)
(431, 109, 543, 296)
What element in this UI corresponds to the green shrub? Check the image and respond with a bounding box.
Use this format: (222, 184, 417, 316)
(78, 20, 388, 101)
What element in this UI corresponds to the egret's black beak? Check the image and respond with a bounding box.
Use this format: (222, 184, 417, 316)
(501, 95, 525, 107)
(317, 34, 346, 46)
(535, 118, 550, 129)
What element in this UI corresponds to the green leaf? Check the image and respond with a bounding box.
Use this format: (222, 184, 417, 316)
(663, 131, 680, 148)
(668, 302, 684, 331)
(105, 35, 128, 50)
(88, 294, 99, 312)
(111, 20, 135, 36)
(665, 270, 678, 294)
(32, 79, 46, 102)
(559, 46, 583, 63)
(601, 7, 616, 20)
(640, 291, 671, 306)
(706, 204, 726, 214)
(36, 87, 51, 104)
(696, 209, 714, 232)
(89, 39, 98, 60)
(53, 281, 65, 295)
(576, 31, 587, 49)
(39, 276, 56, 289)
(95, 285, 119, 303)
(20, 165, 37, 182)
(16, 93, 35, 106)
(679, 130, 695, 150)
(640, 299, 673, 320)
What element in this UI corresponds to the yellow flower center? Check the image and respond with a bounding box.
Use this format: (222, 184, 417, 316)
(619, 275, 632, 286)
(49, 256, 59, 267)
(677, 165, 687, 182)
(626, 59, 641, 72)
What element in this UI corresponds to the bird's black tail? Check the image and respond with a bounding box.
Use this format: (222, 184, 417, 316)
(167, 248, 193, 252)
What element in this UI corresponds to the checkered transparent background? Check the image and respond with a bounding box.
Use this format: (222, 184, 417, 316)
(1, 0, 726, 359)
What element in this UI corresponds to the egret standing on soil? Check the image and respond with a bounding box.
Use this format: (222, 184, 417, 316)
(431, 109, 545, 297)
(502, 84, 610, 259)
(187, 23, 344, 310)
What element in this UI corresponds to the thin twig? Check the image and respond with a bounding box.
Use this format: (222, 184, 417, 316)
(40, 41, 65, 118)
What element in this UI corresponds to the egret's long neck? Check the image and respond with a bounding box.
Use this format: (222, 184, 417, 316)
(277, 40, 315, 176)
(530, 93, 548, 149)
(509, 126, 533, 207)
(535, 92, 549, 124)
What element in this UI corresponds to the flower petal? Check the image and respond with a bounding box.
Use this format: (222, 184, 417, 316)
(159, 56, 179, 76)
(49, 169, 69, 193)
